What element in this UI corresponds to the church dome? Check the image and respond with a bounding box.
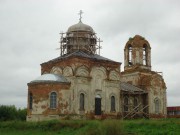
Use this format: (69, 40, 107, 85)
(67, 21, 94, 33)
(31, 73, 68, 83)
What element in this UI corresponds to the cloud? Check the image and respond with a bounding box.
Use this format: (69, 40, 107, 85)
(0, 0, 180, 108)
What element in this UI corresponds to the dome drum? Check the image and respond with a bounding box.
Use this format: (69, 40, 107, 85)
(60, 21, 100, 55)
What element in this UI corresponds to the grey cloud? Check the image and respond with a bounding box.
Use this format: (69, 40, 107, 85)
(0, 0, 180, 108)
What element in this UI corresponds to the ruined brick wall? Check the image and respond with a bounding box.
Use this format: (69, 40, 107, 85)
(27, 54, 121, 121)
(27, 82, 70, 121)
(122, 35, 167, 118)
(138, 72, 167, 117)
(41, 56, 120, 75)
(42, 57, 121, 115)
(122, 70, 167, 118)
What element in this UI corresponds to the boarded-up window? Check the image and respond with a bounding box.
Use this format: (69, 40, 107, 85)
(111, 96, 115, 112)
(29, 93, 33, 109)
(80, 93, 84, 110)
(155, 98, 160, 113)
(50, 92, 57, 109)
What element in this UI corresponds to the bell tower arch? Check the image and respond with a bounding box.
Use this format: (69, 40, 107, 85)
(124, 35, 151, 71)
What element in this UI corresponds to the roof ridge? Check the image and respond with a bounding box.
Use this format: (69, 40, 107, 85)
(42, 50, 121, 64)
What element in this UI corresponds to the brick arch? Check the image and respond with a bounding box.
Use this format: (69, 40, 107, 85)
(63, 66, 73, 77)
(90, 66, 107, 79)
(109, 70, 120, 81)
(50, 66, 63, 75)
(75, 65, 90, 77)
(151, 74, 166, 89)
(42, 71, 48, 75)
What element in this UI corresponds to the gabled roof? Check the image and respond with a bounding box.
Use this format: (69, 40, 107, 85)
(120, 82, 146, 93)
(43, 50, 120, 64)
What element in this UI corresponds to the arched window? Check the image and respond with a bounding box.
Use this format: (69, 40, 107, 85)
(50, 92, 57, 109)
(80, 93, 85, 111)
(128, 44, 132, 66)
(143, 44, 147, 65)
(155, 98, 160, 113)
(29, 93, 33, 109)
(124, 97, 128, 112)
(111, 96, 115, 112)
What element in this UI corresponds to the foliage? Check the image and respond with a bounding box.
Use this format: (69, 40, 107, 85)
(123, 118, 180, 135)
(0, 105, 27, 121)
(0, 120, 125, 135)
(0, 105, 179, 134)
(0, 115, 179, 135)
(101, 120, 124, 135)
(80, 120, 124, 135)
(129, 37, 133, 41)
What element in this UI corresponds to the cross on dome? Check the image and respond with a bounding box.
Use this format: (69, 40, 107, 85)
(78, 10, 83, 22)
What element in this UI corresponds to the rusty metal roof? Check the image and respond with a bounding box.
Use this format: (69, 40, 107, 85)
(167, 106, 180, 111)
(120, 82, 146, 93)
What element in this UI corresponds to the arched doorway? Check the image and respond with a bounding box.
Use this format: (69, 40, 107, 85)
(95, 95, 101, 115)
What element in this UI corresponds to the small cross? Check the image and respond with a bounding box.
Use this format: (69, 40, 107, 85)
(97, 38, 103, 55)
(78, 10, 83, 22)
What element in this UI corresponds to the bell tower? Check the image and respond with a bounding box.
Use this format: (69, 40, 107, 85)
(124, 35, 151, 71)
(122, 35, 167, 117)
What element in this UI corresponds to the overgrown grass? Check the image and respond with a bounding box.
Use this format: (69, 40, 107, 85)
(0, 119, 179, 135)
(124, 118, 180, 135)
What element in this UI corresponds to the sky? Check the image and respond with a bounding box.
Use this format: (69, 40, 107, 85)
(0, 0, 180, 108)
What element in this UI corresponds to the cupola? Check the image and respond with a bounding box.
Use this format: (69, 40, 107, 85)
(59, 10, 101, 55)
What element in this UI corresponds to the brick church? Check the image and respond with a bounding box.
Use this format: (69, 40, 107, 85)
(27, 13, 167, 121)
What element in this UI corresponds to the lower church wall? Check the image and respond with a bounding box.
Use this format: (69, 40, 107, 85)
(27, 112, 167, 122)
(27, 112, 122, 121)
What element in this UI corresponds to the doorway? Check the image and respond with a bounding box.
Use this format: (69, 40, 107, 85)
(95, 95, 101, 115)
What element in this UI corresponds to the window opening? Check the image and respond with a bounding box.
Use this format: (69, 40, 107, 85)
(80, 93, 85, 110)
(29, 93, 33, 109)
(50, 92, 57, 109)
(155, 99, 160, 113)
(128, 44, 132, 66)
(111, 96, 115, 112)
(143, 44, 147, 65)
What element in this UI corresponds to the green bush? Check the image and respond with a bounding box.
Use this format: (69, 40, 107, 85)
(0, 105, 27, 121)
(16, 108, 27, 120)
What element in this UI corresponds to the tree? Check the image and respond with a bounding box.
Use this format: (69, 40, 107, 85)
(0, 105, 27, 121)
